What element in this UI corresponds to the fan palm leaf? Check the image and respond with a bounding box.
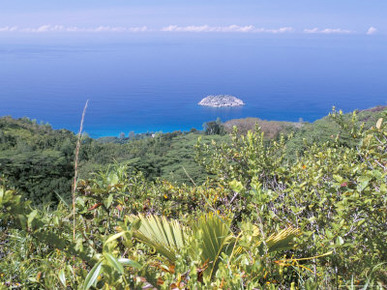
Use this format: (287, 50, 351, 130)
(131, 213, 300, 283)
(131, 214, 188, 263)
(265, 227, 300, 252)
(193, 213, 235, 280)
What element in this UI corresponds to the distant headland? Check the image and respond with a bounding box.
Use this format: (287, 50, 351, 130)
(198, 95, 245, 108)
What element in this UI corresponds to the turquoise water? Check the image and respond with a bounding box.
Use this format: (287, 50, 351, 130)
(1, 33, 386, 137)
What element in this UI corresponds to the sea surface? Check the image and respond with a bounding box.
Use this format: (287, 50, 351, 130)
(0, 33, 386, 137)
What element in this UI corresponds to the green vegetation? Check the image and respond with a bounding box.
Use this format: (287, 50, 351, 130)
(79, 130, 228, 185)
(0, 116, 76, 204)
(0, 106, 386, 288)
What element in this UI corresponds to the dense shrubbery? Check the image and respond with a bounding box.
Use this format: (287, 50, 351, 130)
(0, 107, 386, 288)
(0, 117, 76, 204)
(0, 117, 218, 203)
(1, 107, 384, 205)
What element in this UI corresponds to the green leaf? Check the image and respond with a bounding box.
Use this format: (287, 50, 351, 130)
(131, 218, 141, 231)
(358, 180, 370, 192)
(58, 269, 66, 287)
(83, 261, 102, 290)
(0, 187, 5, 204)
(27, 209, 38, 229)
(55, 192, 70, 208)
(104, 231, 127, 245)
(106, 194, 114, 208)
(18, 214, 27, 230)
(229, 180, 244, 193)
(118, 258, 142, 269)
(336, 236, 344, 246)
(104, 252, 124, 274)
(333, 174, 343, 183)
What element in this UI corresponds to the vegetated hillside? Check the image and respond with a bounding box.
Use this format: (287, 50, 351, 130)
(223, 117, 300, 138)
(0, 117, 228, 203)
(79, 130, 227, 184)
(0, 116, 76, 204)
(1, 106, 385, 288)
(0, 106, 385, 205)
(285, 106, 387, 158)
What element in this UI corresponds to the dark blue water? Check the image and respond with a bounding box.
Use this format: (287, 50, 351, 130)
(1, 33, 386, 137)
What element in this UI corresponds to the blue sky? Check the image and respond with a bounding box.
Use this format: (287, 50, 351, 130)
(0, 0, 386, 35)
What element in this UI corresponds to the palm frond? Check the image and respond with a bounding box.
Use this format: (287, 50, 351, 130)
(265, 227, 300, 252)
(193, 213, 235, 279)
(132, 214, 188, 263)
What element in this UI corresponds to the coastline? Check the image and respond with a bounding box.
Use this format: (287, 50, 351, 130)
(2, 104, 385, 139)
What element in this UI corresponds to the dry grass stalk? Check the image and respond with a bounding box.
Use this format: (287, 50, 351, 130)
(72, 100, 89, 241)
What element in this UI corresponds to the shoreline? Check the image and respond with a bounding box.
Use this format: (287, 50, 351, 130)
(2, 105, 385, 139)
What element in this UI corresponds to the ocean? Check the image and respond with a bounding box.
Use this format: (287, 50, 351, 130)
(0, 33, 386, 137)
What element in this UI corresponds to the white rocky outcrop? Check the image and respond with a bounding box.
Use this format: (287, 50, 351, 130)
(198, 95, 245, 107)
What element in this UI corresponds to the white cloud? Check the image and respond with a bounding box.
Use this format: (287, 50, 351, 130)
(92, 26, 148, 32)
(127, 26, 149, 32)
(303, 28, 319, 34)
(367, 26, 377, 35)
(0, 25, 364, 35)
(0, 25, 149, 33)
(161, 25, 255, 32)
(0, 24, 294, 34)
(161, 25, 294, 33)
(304, 28, 353, 34)
(264, 27, 294, 33)
(20, 25, 66, 32)
(0, 26, 18, 32)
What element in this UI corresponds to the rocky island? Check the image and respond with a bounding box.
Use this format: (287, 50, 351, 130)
(198, 95, 245, 108)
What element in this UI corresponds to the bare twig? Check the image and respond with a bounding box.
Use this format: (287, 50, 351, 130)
(374, 159, 386, 171)
(72, 100, 89, 241)
(229, 191, 239, 204)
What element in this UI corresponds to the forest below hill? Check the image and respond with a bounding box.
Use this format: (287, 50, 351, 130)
(0, 107, 384, 205)
(0, 106, 386, 288)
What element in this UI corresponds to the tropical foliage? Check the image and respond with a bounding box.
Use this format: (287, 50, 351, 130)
(0, 107, 386, 288)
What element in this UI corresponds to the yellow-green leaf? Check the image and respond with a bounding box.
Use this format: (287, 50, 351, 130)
(83, 261, 102, 290)
(104, 253, 124, 274)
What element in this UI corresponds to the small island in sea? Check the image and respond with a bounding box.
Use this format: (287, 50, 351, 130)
(198, 95, 245, 108)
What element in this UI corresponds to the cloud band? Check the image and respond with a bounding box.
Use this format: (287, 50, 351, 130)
(0, 25, 375, 35)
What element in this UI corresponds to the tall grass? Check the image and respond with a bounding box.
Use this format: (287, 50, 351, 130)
(72, 100, 89, 241)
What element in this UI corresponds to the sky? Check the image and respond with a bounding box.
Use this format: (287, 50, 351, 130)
(0, 0, 386, 36)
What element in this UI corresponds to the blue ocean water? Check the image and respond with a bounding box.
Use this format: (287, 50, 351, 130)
(0, 33, 386, 137)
